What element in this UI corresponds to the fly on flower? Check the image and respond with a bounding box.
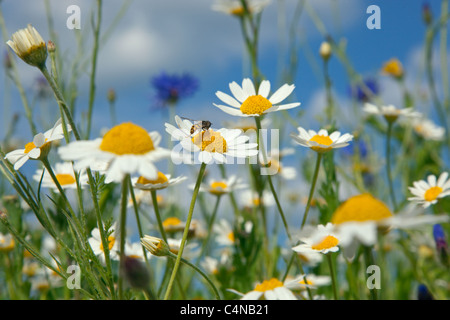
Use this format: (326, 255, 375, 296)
(179, 117, 212, 136)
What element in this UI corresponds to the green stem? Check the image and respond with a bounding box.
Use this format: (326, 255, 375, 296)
(167, 252, 221, 300)
(85, 0, 102, 139)
(301, 152, 322, 229)
(118, 174, 130, 300)
(385, 121, 398, 212)
(151, 190, 168, 243)
(327, 253, 339, 300)
(255, 116, 292, 241)
(164, 162, 207, 300)
(39, 65, 81, 141)
(199, 195, 222, 260)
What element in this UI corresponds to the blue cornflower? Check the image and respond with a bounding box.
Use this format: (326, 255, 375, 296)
(417, 284, 434, 300)
(349, 78, 379, 102)
(150, 72, 199, 108)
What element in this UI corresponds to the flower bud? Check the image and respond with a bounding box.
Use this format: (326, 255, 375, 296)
(141, 235, 170, 257)
(123, 256, 150, 290)
(319, 41, 332, 61)
(6, 24, 48, 68)
(47, 40, 56, 53)
(417, 284, 434, 300)
(422, 3, 433, 26)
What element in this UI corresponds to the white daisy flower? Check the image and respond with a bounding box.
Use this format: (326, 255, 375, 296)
(197, 175, 248, 196)
(125, 241, 147, 260)
(0, 233, 15, 253)
(212, 0, 270, 16)
(231, 278, 297, 300)
(7, 24, 47, 67)
(167, 238, 199, 260)
(32, 161, 88, 190)
(259, 150, 297, 180)
(292, 223, 340, 255)
(363, 103, 420, 123)
(200, 256, 220, 275)
(58, 122, 170, 184)
(213, 78, 301, 117)
(290, 127, 353, 153)
(162, 216, 186, 234)
(408, 172, 450, 208)
(240, 189, 275, 208)
(5, 118, 70, 170)
(213, 219, 235, 246)
(88, 223, 120, 263)
(132, 172, 187, 191)
(285, 274, 331, 291)
(165, 115, 258, 164)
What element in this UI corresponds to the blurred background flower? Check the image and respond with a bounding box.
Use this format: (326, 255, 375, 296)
(150, 71, 199, 109)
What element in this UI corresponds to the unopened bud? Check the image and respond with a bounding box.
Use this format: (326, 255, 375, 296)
(123, 256, 150, 290)
(141, 235, 170, 257)
(47, 40, 56, 53)
(433, 224, 448, 265)
(422, 3, 433, 26)
(107, 89, 116, 103)
(319, 41, 332, 61)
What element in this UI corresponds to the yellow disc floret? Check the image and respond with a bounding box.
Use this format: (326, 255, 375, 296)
(191, 130, 227, 153)
(311, 235, 339, 251)
(100, 123, 154, 155)
(424, 186, 443, 202)
(254, 278, 284, 292)
(137, 172, 168, 185)
(99, 236, 116, 252)
(240, 95, 273, 115)
(309, 134, 333, 152)
(331, 193, 393, 225)
(55, 173, 76, 186)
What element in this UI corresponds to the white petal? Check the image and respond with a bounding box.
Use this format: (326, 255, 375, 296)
(242, 78, 256, 96)
(216, 91, 241, 109)
(213, 104, 248, 117)
(269, 84, 295, 104)
(258, 80, 271, 98)
(229, 81, 247, 102)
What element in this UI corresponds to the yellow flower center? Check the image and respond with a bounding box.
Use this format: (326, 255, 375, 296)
(252, 197, 261, 206)
(298, 278, 314, 286)
(331, 193, 393, 224)
(55, 173, 76, 186)
(311, 235, 339, 251)
(99, 123, 154, 155)
(210, 181, 228, 195)
(382, 58, 403, 78)
(137, 172, 168, 185)
(227, 232, 235, 243)
(240, 95, 273, 115)
(424, 186, 443, 202)
(163, 217, 182, 228)
(99, 236, 116, 252)
(309, 135, 333, 152)
(24, 139, 50, 153)
(0, 237, 15, 252)
(254, 278, 284, 292)
(191, 130, 227, 153)
(231, 6, 245, 16)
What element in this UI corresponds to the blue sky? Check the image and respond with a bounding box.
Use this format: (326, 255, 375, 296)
(1, 0, 443, 139)
(1, 0, 448, 235)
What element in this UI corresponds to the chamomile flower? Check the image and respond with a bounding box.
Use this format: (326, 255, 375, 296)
(88, 223, 120, 263)
(212, 0, 270, 16)
(165, 115, 258, 164)
(410, 116, 445, 141)
(132, 172, 187, 191)
(381, 58, 404, 79)
(292, 223, 340, 255)
(214, 219, 235, 246)
(285, 274, 331, 291)
(162, 217, 186, 233)
(290, 127, 353, 153)
(363, 103, 420, 123)
(5, 118, 70, 170)
(213, 78, 301, 117)
(7, 24, 47, 68)
(125, 241, 146, 260)
(259, 148, 297, 180)
(58, 122, 170, 183)
(0, 233, 15, 253)
(408, 172, 450, 208)
(240, 189, 275, 208)
(232, 278, 297, 300)
(197, 175, 248, 196)
(32, 161, 88, 190)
